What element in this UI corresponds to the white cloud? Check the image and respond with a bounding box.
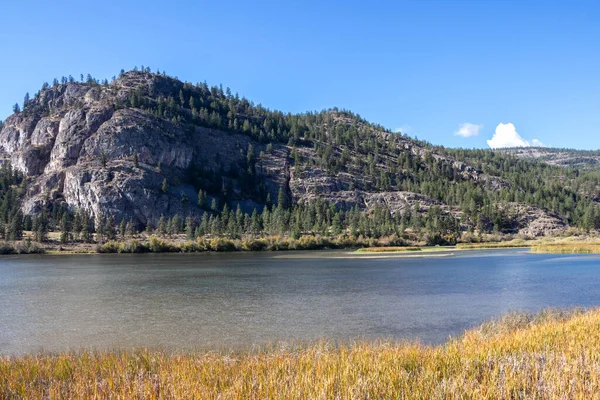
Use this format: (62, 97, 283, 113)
(531, 138, 545, 147)
(454, 122, 482, 138)
(486, 123, 530, 149)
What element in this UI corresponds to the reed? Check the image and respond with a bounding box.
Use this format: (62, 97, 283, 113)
(2, 308, 600, 398)
(528, 237, 600, 254)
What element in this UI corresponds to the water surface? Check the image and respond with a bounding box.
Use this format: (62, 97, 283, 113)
(1, 249, 600, 354)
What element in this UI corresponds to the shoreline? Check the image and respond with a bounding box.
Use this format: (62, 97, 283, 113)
(0, 244, 532, 258)
(4, 234, 600, 256)
(1, 308, 596, 398)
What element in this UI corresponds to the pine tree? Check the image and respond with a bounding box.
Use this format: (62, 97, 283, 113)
(167, 214, 181, 236)
(72, 211, 82, 240)
(96, 215, 107, 242)
(199, 213, 209, 236)
(197, 189, 206, 209)
(33, 213, 48, 242)
(8, 210, 23, 241)
(156, 215, 167, 236)
(125, 219, 136, 238)
(185, 216, 195, 240)
(79, 211, 93, 243)
(80, 212, 92, 243)
(161, 178, 168, 194)
(277, 187, 288, 210)
(105, 216, 116, 240)
(119, 219, 126, 239)
(246, 144, 255, 165)
(60, 212, 72, 243)
(250, 209, 261, 234)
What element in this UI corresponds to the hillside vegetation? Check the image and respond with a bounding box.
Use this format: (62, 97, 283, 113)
(0, 68, 600, 246)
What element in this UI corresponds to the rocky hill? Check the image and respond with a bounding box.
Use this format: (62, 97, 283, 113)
(500, 147, 600, 170)
(0, 70, 595, 237)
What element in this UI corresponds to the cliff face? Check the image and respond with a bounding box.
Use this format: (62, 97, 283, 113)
(0, 71, 567, 235)
(0, 75, 286, 227)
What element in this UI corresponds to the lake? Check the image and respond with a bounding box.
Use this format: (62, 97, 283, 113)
(1, 249, 600, 355)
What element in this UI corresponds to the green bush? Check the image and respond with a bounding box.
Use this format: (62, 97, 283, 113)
(148, 236, 179, 253)
(241, 238, 268, 251)
(120, 239, 148, 253)
(0, 242, 15, 254)
(96, 241, 120, 253)
(15, 241, 45, 254)
(208, 238, 237, 252)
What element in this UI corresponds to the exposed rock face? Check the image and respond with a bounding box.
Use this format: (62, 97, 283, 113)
(0, 71, 568, 235)
(501, 147, 600, 170)
(503, 203, 567, 237)
(0, 75, 290, 227)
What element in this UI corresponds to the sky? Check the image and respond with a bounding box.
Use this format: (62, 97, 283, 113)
(1, 0, 599, 149)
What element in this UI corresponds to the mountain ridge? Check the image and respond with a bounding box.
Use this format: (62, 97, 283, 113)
(0, 70, 597, 241)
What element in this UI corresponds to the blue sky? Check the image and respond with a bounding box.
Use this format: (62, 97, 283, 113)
(1, 1, 598, 149)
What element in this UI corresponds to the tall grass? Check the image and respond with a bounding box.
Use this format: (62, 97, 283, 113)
(531, 241, 600, 254)
(456, 239, 529, 249)
(356, 246, 422, 253)
(2, 308, 600, 398)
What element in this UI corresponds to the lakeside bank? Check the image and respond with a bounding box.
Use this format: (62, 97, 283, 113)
(3, 234, 600, 256)
(1, 308, 598, 398)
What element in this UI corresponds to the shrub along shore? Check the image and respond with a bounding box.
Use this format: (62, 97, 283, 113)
(91, 235, 600, 255)
(1, 308, 599, 398)
(3, 234, 600, 255)
(96, 235, 399, 253)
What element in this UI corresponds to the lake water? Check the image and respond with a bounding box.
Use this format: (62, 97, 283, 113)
(1, 249, 600, 355)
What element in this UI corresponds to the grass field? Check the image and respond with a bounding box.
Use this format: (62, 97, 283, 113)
(2, 309, 600, 398)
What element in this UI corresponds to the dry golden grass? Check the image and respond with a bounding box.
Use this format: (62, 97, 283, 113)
(531, 240, 600, 254)
(3, 309, 600, 398)
(357, 240, 531, 253)
(356, 246, 423, 253)
(456, 239, 529, 249)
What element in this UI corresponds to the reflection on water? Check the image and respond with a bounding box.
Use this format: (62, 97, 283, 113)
(1, 250, 600, 354)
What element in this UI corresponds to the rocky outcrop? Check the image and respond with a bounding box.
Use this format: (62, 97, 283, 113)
(498, 202, 567, 237)
(501, 147, 600, 170)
